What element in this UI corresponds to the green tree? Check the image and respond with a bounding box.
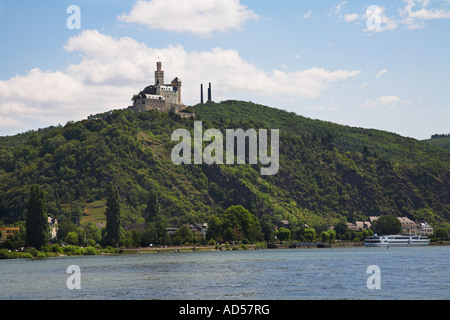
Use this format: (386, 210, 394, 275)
(144, 188, 159, 226)
(84, 222, 101, 244)
(154, 214, 169, 245)
(320, 231, 330, 243)
(206, 215, 223, 241)
(104, 183, 122, 247)
(371, 215, 401, 235)
(276, 228, 291, 243)
(326, 229, 336, 243)
(70, 200, 84, 225)
(303, 228, 316, 242)
(334, 222, 349, 238)
(57, 220, 77, 242)
(141, 225, 158, 247)
(434, 227, 448, 242)
(174, 224, 193, 243)
(223, 227, 236, 242)
(65, 231, 78, 245)
(414, 208, 435, 225)
(141, 188, 168, 246)
(223, 205, 261, 242)
(26, 185, 49, 249)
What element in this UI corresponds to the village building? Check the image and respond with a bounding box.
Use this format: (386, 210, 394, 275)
(397, 217, 417, 234)
(416, 221, 433, 235)
(48, 217, 58, 240)
(0, 226, 20, 243)
(365, 216, 433, 235)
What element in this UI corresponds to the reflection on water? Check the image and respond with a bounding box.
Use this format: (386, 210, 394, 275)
(1, 246, 449, 299)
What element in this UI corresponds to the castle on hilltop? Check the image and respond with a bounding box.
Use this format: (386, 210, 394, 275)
(131, 61, 189, 115)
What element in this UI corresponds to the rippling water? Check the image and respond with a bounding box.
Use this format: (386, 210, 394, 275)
(1, 246, 449, 300)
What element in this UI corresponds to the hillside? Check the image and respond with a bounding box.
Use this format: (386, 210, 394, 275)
(188, 100, 450, 166)
(1, 101, 449, 236)
(423, 136, 450, 151)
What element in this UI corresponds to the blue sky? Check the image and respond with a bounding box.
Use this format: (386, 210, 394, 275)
(0, 0, 449, 139)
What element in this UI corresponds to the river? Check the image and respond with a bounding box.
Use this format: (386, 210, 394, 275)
(1, 246, 448, 300)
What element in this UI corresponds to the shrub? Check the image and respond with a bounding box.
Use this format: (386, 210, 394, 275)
(84, 246, 98, 255)
(35, 251, 46, 259)
(63, 245, 77, 255)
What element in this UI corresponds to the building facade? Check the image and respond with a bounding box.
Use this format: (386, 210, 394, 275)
(0, 227, 20, 243)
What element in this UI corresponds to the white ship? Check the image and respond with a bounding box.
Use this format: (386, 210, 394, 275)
(364, 234, 430, 247)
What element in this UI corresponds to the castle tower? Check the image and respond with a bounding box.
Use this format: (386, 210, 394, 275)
(171, 77, 182, 105)
(155, 61, 164, 85)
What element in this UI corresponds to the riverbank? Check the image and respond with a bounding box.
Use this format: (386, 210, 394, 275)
(2, 240, 448, 259)
(120, 241, 366, 254)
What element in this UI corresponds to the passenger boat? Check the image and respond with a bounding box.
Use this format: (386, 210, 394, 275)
(364, 234, 430, 247)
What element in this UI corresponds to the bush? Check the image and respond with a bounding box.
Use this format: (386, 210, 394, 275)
(84, 246, 98, 255)
(63, 245, 77, 255)
(35, 251, 46, 259)
(0, 249, 11, 259)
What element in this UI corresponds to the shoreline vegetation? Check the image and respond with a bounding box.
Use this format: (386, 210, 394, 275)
(1, 240, 448, 260)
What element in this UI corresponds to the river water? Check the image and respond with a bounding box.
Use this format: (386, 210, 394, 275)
(1, 246, 448, 300)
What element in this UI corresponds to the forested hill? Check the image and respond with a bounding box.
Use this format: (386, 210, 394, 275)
(0, 100, 449, 231)
(188, 100, 450, 166)
(423, 136, 450, 151)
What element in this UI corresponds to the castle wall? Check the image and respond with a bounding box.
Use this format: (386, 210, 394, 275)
(131, 62, 189, 115)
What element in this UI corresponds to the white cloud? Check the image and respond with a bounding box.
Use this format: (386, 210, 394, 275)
(118, 0, 259, 35)
(376, 69, 388, 78)
(335, 1, 348, 14)
(303, 10, 312, 19)
(401, 0, 450, 19)
(343, 13, 359, 22)
(338, 0, 450, 32)
(363, 6, 398, 33)
(359, 95, 410, 109)
(400, 0, 450, 29)
(360, 82, 368, 88)
(0, 30, 361, 134)
(339, 5, 398, 32)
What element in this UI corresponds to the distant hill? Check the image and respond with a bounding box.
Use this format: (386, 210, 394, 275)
(423, 136, 450, 151)
(188, 100, 450, 166)
(1, 101, 449, 234)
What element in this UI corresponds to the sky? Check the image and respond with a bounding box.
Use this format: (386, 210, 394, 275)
(0, 0, 449, 140)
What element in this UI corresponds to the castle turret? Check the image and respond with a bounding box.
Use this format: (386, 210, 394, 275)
(155, 61, 164, 85)
(171, 77, 182, 105)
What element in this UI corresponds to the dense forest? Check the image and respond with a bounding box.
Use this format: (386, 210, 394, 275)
(424, 136, 450, 151)
(0, 100, 449, 247)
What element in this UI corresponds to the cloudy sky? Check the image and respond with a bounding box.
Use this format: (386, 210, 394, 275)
(0, 0, 449, 139)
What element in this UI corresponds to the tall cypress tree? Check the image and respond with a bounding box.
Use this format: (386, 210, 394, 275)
(144, 188, 159, 226)
(144, 188, 168, 245)
(26, 185, 49, 249)
(105, 183, 121, 247)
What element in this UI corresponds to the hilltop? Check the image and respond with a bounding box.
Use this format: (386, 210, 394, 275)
(188, 100, 450, 166)
(0, 100, 449, 236)
(423, 136, 450, 151)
